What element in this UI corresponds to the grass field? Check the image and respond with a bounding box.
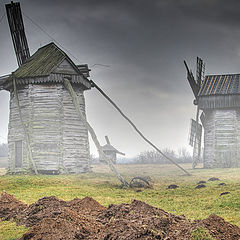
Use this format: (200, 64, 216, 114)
(1, 163, 240, 239)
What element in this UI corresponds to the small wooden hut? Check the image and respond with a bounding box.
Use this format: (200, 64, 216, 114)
(0, 42, 92, 174)
(198, 74, 240, 168)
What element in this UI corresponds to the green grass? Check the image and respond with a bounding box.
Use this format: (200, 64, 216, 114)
(191, 227, 214, 240)
(0, 221, 28, 240)
(1, 163, 240, 239)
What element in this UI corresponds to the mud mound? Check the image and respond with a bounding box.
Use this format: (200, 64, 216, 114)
(20, 208, 101, 240)
(208, 177, 220, 181)
(67, 196, 106, 216)
(17, 196, 67, 227)
(93, 199, 192, 239)
(0, 191, 27, 220)
(167, 184, 179, 189)
(98, 199, 170, 223)
(1, 192, 240, 239)
(200, 214, 240, 240)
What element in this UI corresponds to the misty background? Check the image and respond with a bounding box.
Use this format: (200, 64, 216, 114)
(1, 0, 240, 159)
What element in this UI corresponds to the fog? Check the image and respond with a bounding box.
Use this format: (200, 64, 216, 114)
(1, 0, 240, 157)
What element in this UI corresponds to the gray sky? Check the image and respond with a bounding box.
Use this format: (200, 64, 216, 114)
(1, 0, 240, 157)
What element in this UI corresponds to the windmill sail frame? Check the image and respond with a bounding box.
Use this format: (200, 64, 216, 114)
(6, 1, 30, 66)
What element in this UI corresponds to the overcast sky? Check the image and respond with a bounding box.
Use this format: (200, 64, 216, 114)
(1, 0, 240, 157)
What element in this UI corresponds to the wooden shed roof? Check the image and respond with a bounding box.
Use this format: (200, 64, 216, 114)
(102, 144, 125, 155)
(199, 74, 240, 96)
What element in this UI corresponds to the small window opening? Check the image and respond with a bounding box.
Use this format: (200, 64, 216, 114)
(15, 140, 23, 168)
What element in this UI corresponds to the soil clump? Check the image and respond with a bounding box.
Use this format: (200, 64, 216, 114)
(208, 177, 220, 181)
(167, 184, 179, 189)
(195, 184, 206, 189)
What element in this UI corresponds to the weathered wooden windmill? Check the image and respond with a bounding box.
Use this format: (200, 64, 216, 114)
(0, 2, 91, 174)
(185, 57, 240, 168)
(101, 136, 125, 164)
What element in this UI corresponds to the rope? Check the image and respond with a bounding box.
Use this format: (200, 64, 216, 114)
(22, 12, 82, 64)
(0, 13, 5, 25)
(90, 80, 191, 176)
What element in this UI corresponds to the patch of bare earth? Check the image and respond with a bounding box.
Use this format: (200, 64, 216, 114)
(0, 191, 239, 239)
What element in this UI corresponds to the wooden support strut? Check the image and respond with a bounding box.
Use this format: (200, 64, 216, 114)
(13, 75, 38, 174)
(63, 78, 129, 187)
(90, 80, 191, 176)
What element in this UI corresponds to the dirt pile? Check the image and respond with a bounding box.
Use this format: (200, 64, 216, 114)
(20, 208, 102, 240)
(67, 196, 106, 217)
(91, 199, 193, 239)
(16, 196, 67, 227)
(0, 191, 27, 220)
(200, 214, 240, 240)
(0, 191, 240, 239)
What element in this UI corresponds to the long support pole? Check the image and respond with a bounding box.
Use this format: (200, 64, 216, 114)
(90, 80, 191, 176)
(13, 75, 38, 174)
(63, 78, 129, 187)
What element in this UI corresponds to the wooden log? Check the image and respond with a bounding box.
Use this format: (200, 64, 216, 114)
(63, 78, 129, 187)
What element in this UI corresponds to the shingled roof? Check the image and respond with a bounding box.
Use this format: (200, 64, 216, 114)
(0, 42, 91, 90)
(199, 74, 240, 96)
(13, 42, 80, 78)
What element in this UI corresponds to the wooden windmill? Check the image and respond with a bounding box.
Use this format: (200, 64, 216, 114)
(0, 1, 92, 174)
(101, 136, 125, 164)
(185, 57, 240, 168)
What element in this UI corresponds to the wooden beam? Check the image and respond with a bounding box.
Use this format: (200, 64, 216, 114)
(105, 135, 110, 144)
(63, 78, 129, 186)
(184, 60, 200, 99)
(13, 75, 38, 174)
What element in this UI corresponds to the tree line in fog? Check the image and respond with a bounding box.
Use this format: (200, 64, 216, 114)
(135, 147, 192, 164)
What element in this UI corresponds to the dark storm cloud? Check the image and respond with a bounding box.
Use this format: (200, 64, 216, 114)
(1, 0, 240, 155)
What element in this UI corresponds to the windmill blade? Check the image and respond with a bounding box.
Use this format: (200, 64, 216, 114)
(6, 1, 30, 66)
(184, 60, 200, 98)
(196, 57, 205, 87)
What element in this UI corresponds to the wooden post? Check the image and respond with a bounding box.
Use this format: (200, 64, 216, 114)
(63, 78, 129, 187)
(13, 75, 38, 174)
(105, 135, 110, 144)
(192, 105, 200, 168)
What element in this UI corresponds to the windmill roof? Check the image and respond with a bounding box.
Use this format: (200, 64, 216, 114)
(0, 42, 91, 90)
(14, 42, 80, 78)
(199, 74, 240, 96)
(102, 144, 125, 155)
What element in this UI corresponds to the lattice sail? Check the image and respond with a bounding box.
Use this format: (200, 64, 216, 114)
(6, 1, 30, 66)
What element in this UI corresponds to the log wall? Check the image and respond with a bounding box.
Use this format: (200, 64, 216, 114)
(203, 109, 240, 168)
(8, 83, 90, 174)
(8, 85, 30, 173)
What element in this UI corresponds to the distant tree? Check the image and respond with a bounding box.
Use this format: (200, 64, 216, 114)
(177, 147, 192, 163)
(135, 147, 192, 164)
(136, 148, 176, 164)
